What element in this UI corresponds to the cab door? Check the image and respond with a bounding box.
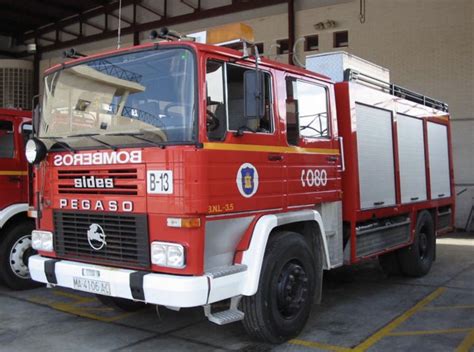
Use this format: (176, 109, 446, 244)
(284, 76, 342, 207)
(204, 58, 284, 214)
(0, 116, 25, 210)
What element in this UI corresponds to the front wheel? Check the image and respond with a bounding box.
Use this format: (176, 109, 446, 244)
(0, 221, 41, 290)
(241, 231, 318, 343)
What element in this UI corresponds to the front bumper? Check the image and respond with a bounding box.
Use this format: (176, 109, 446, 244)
(29, 255, 247, 307)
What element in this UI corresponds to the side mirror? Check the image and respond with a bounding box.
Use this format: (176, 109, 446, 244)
(244, 70, 265, 119)
(286, 99, 299, 146)
(22, 123, 33, 134)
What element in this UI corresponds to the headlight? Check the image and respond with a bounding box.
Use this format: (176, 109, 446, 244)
(151, 242, 185, 268)
(25, 138, 47, 164)
(31, 230, 54, 252)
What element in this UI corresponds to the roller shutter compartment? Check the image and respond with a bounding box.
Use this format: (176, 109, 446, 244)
(427, 122, 451, 199)
(356, 104, 396, 209)
(397, 114, 427, 203)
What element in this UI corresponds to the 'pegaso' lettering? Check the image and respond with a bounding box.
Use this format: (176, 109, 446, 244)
(58, 199, 134, 212)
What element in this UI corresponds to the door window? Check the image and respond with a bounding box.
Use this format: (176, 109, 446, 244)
(206, 60, 273, 141)
(0, 121, 14, 158)
(206, 61, 227, 141)
(286, 78, 329, 145)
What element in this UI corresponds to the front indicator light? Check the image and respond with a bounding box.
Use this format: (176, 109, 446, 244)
(167, 217, 201, 228)
(151, 242, 185, 268)
(31, 230, 54, 252)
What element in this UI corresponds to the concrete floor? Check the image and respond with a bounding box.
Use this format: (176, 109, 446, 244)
(0, 232, 473, 352)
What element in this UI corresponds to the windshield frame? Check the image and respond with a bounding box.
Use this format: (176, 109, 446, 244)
(39, 44, 199, 151)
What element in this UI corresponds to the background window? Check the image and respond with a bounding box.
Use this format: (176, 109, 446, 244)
(334, 31, 349, 48)
(276, 39, 289, 54)
(305, 35, 319, 51)
(287, 80, 329, 140)
(0, 120, 14, 158)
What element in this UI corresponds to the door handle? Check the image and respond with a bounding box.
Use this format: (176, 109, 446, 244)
(326, 156, 338, 162)
(268, 154, 283, 161)
(8, 176, 22, 182)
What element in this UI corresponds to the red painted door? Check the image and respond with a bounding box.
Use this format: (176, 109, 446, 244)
(0, 115, 27, 210)
(283, 76, 342, 207)
(203, 58, 284, 214)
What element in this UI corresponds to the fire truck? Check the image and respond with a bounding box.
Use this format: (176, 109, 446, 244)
(0, 108, 37, 289)
(26, 25, 454, 342)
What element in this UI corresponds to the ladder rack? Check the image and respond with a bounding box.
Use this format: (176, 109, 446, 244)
(344, 69, 449, 113)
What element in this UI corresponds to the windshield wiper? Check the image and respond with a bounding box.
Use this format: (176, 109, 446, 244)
(40, 137, 77, 153)
(106, 132, 166, 149)
(68, 133, 118, 151)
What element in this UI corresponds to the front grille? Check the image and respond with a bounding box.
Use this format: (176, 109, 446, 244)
(57, 167, 141, 196)
(54, 211, 149, 269)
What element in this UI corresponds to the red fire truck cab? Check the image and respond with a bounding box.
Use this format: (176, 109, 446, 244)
(0, 108, 37, 289)
(26, 27, 454, 342)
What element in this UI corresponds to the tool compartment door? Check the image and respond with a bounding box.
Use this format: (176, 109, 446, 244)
(355, 104, 396, 209)
(427, 122, 451, 199)
(396, 114, 427, 203)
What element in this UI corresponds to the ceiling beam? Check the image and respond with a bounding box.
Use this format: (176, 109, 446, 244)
(22, 0, 139, 41)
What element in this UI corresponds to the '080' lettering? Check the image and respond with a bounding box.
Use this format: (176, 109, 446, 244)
(301, 169, 328, 187)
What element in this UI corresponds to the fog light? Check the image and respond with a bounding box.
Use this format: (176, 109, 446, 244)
(151, 241, 185, 268)
(31, 230, 54, 252)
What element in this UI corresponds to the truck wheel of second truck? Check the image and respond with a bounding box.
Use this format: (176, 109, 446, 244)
(241, 231, 317, 343)
(0, 221, 41, 290)
(96, 295, 147, 312)
(398, 211, 436, 277)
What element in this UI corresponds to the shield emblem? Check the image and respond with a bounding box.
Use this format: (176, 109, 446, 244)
(241, 167, 255, 195)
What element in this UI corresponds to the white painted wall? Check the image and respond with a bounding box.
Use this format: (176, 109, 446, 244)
(36, 0, 473, 228)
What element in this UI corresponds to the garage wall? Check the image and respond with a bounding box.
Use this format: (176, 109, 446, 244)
(38, 0, 473, 228)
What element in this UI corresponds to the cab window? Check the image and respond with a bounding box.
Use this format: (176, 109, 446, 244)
(0, 121, 14, 158)
(227, 64, 273, 134)
(206, 60, 273, 141)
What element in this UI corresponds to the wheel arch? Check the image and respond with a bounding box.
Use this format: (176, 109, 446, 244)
(0, 212, 33, 243)
(0, 204, 29, 231)
(240, 209, 330, 296)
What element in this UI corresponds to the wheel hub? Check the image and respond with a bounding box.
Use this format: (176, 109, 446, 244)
(9, 235, 33, 279)
(419, 231, 428, 260)
(276, 262, 309, 319)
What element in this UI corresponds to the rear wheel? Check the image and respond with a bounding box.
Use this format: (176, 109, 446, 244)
(96, 295, 146, 312)
(0, 221, 41, 290)
(398, 211, 435, 277)
(241, 231, 318, 343)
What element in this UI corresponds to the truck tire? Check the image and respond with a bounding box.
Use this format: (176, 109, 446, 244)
(241, 231, 317, 343)
(96, 295, 146, 312)
(398, 211, 435, 277)
(0, 221, 41, 290)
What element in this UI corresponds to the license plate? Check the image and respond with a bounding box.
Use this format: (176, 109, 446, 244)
(73, 277, 111, 296)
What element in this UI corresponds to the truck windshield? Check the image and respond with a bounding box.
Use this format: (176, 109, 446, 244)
(39, 47, 195, 148)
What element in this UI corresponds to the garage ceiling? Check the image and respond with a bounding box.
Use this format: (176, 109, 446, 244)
(0, 0, 290, 54)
